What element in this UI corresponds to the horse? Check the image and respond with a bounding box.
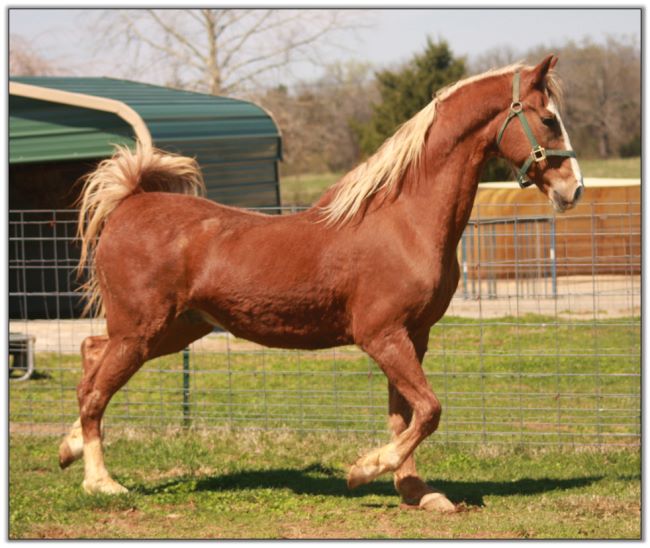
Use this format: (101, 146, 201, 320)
(58, 54, 583, 512)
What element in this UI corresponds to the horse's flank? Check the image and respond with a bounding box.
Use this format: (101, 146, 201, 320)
(76, 144, 206, 317)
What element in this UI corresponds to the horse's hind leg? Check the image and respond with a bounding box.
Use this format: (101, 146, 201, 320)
(59, 335, 108, 469)
(348, 328, 455, 512)
(74, 312, 213, 494)
(77, 334, 148, 494)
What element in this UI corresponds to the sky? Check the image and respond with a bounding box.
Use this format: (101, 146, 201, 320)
(8, 7, 641, 87)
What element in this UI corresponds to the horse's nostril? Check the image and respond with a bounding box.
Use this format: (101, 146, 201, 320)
(573, 185, 583, 203)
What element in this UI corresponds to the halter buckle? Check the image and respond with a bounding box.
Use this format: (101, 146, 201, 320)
(532, 146, 546, 162)
(510, 101, 523, 113)
(517, 175, 534, 189)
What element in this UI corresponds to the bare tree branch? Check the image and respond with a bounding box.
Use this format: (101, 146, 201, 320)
(219, 10, 275, 70)
(119, 16, 206, 74)
(90, 9, 363, 96)
(146, 9, 206, 62)
(9, 34, 61, 76)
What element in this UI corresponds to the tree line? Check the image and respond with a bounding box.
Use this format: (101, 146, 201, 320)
(252, 36, 640, 180)
(10, 10, 639, 180)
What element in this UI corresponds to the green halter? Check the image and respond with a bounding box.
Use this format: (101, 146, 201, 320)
(496, 71, 577, 188)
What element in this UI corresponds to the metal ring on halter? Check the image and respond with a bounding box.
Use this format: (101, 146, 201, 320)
(510, 101, 523, 113)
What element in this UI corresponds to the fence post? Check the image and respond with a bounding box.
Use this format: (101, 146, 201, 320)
(550, 216, 557, 298)
(489, 223, 497, 299)
(461, 230, 468, 299)
(182, 347, 191, 427)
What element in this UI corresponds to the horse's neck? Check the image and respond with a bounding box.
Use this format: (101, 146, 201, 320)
(311, 74, 509, 246)
(395, 84, 506, 249)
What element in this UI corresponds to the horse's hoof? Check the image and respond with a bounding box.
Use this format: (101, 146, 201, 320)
(347, 464, 369, 489)
(58, 419, 84, 470)
(58, 441, 75, 469)
(419, 492, 456, 513)
(82, 477, 128, 495)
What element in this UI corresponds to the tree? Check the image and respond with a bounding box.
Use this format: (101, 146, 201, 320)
(355, 38, 466, 157)
(9, 34, 59, 76)
(563, 37, 640, 158)
(93, 9, 360, 96)
(255, 61, 378, 177)
(526, 36, 640, 158)
(470, 45, 520, 75)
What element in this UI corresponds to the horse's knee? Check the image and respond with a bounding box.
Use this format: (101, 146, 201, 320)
(417, 396, 442, 435)
(80, 389, 107, 420)
(76, 378, 91, 408)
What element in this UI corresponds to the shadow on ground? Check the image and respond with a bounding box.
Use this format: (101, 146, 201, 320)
(135, 463, 603, 507)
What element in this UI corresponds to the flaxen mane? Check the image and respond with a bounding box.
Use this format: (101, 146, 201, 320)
(321, 63, 561, 225)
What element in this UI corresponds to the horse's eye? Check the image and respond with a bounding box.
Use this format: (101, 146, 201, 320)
(542, 115, 558, 128)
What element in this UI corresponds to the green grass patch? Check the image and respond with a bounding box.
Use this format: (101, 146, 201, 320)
(280, 172, 342, 206)
(9, 431, 640, 539)
(579, 157, 640, 179)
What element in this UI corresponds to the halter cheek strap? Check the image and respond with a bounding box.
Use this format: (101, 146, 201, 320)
(496, 71, 578, 188)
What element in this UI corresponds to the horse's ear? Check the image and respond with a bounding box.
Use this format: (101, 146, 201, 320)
(528, 54, 556, 89)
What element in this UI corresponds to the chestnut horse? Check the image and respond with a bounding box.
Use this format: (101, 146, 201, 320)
(59, 55, 583, 512)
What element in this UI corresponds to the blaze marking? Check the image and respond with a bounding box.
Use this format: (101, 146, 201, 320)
(548, 99, 583, 185)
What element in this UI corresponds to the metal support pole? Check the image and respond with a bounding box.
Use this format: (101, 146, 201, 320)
(182, 347, 191, 427)
(461, 230, 468, 299)
(550, 216, 557, 299)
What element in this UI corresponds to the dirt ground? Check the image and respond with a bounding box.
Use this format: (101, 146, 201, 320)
(9, 275, 639, 355)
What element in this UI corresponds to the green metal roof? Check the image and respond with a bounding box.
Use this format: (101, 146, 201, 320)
(9, 77, 282, 207)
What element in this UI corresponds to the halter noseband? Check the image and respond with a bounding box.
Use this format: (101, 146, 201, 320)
(496, 71, 578, 188)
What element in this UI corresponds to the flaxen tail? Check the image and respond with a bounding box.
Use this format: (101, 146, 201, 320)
(76, 143, 205, 317)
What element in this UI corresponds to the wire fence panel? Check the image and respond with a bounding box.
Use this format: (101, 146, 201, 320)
(9, 201, 640, 448)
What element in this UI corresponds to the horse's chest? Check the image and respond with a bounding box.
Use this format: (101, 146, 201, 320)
(415, 258, 461, 326)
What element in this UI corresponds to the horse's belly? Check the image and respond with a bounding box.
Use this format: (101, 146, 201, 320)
(196, 296, 351, 350)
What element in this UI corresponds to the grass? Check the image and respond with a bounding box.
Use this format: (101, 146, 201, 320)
(577, 157, 640, 179)
(9, 430, 640, 539)
(280, 171, 342, 206)
(9, 313, 641, 538)
(279, 157, 640, 206)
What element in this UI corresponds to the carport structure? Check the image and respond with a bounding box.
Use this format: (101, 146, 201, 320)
(9, 77, 283, 319)
(9, 76, 282, 208)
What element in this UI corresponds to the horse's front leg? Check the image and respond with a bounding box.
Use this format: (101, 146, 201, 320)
(388, 383, 453, 511)
(348, 328, 455, 512)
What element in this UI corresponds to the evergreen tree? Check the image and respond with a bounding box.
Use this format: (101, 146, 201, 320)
(356, 38, 466, 156)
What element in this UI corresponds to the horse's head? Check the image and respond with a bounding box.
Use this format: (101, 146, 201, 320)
(496, 55, 583, 212)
